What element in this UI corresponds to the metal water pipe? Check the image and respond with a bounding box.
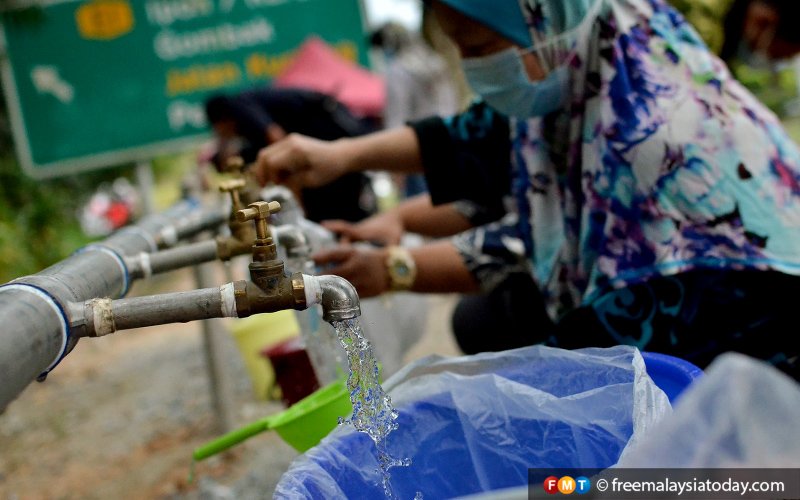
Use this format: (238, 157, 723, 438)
(122, 222, 314, 282)
(125, 180, 252, 281)
(69, 201, 360, 338)
(68, 274, 360, 338)
(260, 185, 305, 226)
(0, 199, 226, 410)
(125, 181, 317, 281)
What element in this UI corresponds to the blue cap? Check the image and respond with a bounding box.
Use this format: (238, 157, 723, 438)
(437, 0, 532, 47)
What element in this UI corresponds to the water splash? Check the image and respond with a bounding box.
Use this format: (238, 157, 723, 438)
(331, 318, 411, 498)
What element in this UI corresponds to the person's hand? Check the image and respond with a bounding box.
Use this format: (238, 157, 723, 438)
(313, 245, 390, 298)
(322, 210, 404, 246)
(254, 133, 349, 188)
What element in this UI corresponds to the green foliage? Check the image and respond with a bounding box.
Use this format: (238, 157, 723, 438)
(670, 0, 735, 55)
(0, 151, 198, 284)
(0, 76, 128, 281)
(0, 154, 132, 283)
(151, 151, 199, 209)
(0, 73, 100, 282)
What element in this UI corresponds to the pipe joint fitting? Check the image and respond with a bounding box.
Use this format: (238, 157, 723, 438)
(302, 275, 361, 323)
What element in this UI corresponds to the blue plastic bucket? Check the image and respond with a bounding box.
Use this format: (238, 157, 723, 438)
(641, 351, 704, 403)
(276, 349, 703, 499)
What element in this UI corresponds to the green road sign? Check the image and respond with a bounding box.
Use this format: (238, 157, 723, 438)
(0, 0, 370, 178)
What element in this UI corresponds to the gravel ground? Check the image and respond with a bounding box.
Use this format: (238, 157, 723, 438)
(0, 267, 460, 499)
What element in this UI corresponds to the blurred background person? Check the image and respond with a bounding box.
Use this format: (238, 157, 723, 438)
(672, 0, 800, 118)
(370, 21, 460, 198)
(204, 86, 377, 223)
(669, 0, 800, 64)
(718, 0, 800, 63)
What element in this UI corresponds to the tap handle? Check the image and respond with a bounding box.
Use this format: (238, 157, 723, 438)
(219, 179, 247, 212)
(219, 179, 246, 193)
(224, 156, 246, 174)
(236, 201, 282, 240)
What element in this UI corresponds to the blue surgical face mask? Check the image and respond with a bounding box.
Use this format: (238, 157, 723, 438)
(461, 47, 569, 119)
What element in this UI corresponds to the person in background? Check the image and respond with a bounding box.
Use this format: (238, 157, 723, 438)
(204, 87, 377, 223)
(673, 0, 800, 116)
(370, 21, 460, 198)
(254, 0, 800, 379)
(669, 0, 800, 63)
(720, 0, 800, 64)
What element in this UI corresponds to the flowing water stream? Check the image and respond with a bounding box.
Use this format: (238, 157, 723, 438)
(331, 318, 411, 498)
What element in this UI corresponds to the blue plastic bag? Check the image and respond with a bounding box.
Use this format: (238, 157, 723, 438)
(275, 345, 671, 499)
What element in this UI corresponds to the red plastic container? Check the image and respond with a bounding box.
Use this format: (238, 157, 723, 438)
(261, 337, 320, 407)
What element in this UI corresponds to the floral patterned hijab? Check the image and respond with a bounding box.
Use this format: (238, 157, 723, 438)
(449, 0, 800, 317)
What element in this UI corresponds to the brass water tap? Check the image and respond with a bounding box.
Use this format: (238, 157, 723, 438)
(74, 199, 358, 341)
(231, 200, 304, 316)
(224, 156, 246, 175)
(236, 201, 281, 261)
(236, 201, 284, 295)
(223, 156, 264, 206)
(219, 178, 247, 213)
(214, 179, 253, 261)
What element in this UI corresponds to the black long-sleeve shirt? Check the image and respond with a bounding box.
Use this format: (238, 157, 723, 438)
(409, 100, 511, 226)
(226, 87, 377, 223)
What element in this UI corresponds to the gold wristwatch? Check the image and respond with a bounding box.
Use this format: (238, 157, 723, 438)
(385, 246, 416, 291)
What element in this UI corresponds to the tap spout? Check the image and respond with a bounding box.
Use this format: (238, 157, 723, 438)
(259, 185, 304, 225)
(260, 185, 300, 212)
(273, 224, 311, 258)
(302, 274, 361, 322)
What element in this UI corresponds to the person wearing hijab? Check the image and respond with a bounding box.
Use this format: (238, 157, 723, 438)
(255, 0, 800, 378)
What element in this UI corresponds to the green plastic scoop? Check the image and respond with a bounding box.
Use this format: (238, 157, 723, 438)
(193, 378, 352, 461)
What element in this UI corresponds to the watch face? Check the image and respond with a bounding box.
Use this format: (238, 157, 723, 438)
(396, 263, 410, 277)
(387, 247, 415, 290)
